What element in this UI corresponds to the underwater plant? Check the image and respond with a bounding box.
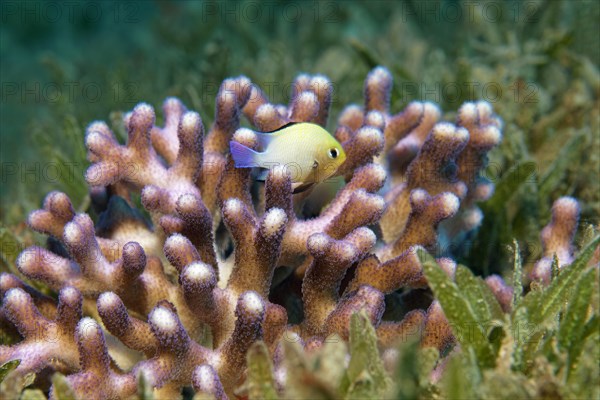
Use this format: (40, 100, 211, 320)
(0, 66, 598, 400)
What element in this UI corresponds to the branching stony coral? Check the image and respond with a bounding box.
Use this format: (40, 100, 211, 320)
(0, 66, 595, 399)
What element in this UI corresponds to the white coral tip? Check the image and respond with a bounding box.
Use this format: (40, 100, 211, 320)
(78, 317, 101, 339)
(98, 292, 120, 309)
(233, 128, 257, 144)
(181, 111, 200, 129)
(263, 208, 287, 236)
(224, 198, 243, 214)
(5, 288, 28, 304)
(185, 262, 214, 282)
(150, 307, 178, 332)
(241, 291, 264, 314)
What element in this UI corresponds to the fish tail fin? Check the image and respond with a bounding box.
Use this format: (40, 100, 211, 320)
(229, 141, 260, 168)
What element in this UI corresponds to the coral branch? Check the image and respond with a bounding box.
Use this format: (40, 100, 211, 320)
(205, 77, 252, 153)
(386, 102, 441, 176)
(380, 122, 468, 244)
(1, 287, 82, 377)
(377, 309, 426, 347)
(27, 191, 75, 238)
(421, 301, 454, 352)
(135, 304, 209, 388)
(192, 365, 228, 400)
(97, 292, 158, 356)
(150, 97, 187, 164)
(348, 250, 425, 294)
(531, 197, 581, 284)
(55, 318, 136, 400)
(380, 190, 460, 260)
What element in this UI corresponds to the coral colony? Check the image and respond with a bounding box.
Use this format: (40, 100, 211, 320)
(0, 67, 589, 398)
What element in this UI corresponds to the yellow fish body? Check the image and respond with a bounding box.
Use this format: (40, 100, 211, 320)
(230, 122, 346, 193)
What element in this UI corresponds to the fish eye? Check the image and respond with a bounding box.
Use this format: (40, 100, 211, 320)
(328, 148, 339, 159)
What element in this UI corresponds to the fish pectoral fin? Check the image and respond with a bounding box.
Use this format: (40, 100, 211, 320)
(292, 181, 317, 194)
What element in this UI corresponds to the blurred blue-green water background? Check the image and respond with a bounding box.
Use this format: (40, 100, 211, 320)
(1, 0, 598, 227)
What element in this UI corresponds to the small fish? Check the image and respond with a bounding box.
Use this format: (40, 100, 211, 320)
(230, 122, 346, 193)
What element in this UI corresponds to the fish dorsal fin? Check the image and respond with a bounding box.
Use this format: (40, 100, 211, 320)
(255, 122, 300, 149)
(264, 121, 299, 133)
